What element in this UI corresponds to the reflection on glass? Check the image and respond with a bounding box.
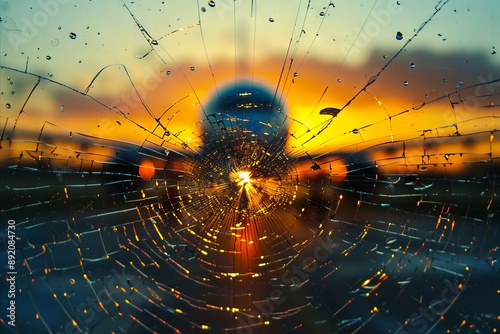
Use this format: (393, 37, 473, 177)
(0, 0, 499, 333)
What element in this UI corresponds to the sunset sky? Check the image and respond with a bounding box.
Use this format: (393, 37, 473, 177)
(1, 0, 499, 163)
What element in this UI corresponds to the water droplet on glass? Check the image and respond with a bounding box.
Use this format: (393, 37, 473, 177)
(190, 66, 195, 71)
(293, 72, 298, 77)
(69, 32, 77, 39)
(319, 12, 325, 16)
(0, 16, 18, 31)
(150, 39, 159, 45)
(337, 79, 341, 83)
(352, 129, 359, 134)
(455, 81, 463, 89)
(116, 121, 121, 125)
(5, 103, 11, 109)
(51, 38, 60, 47)
(60, 106, 64, 112)
(46, 55, 52, 60)
(412, 100, 425, 110)
(201, 7, 206, 12)
(10, 91, 14, 94)
(410, 63, 415, 68)
(58, 26, 62, 30)
(166, 70, 171, 75)
(403, 81, 409, 86)
(269, 18, 274, 22)
(443, 78, 447, 82)
(396, 31, 403, 40)
(208, 0, 216, 7)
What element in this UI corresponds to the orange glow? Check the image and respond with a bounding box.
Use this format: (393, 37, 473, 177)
(139, 160, 155, 179)
(330, 162, 348, 182)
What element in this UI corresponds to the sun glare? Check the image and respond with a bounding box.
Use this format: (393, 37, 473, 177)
(237, 171, 251, 186)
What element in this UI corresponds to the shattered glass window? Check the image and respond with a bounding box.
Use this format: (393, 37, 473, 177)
(1, 0, 499, 333)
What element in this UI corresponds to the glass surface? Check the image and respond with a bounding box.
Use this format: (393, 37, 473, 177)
(1, 1, 499, 333)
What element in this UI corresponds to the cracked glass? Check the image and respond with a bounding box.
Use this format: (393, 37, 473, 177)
(0, 0, 499, 333)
